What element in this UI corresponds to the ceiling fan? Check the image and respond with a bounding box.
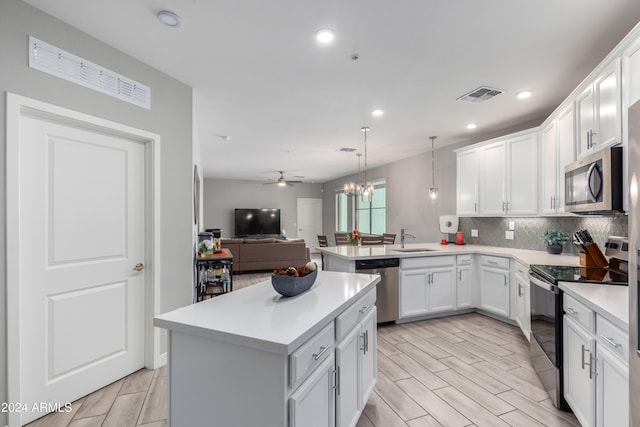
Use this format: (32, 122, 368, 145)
(263, 171, 302, 187)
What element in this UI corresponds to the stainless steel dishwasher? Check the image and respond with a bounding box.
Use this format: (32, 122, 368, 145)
(355, 258, 400, 323)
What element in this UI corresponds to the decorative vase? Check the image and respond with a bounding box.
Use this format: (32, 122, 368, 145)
(546, 244, 563, 254)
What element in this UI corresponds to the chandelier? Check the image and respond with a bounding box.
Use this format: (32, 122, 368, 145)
(429, 136, 439, 204)
(343, 153, 364, 196)
(361, 126, 374, 203)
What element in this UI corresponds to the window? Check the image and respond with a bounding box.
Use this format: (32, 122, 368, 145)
(356, 180, 386, 234)
(335, 191, 348, 232)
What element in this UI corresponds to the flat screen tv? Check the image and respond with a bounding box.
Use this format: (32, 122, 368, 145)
(234, 208, 281, 236)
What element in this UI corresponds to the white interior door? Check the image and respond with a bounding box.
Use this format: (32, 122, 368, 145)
(18, 114, 146, 424)
(297, 198, 323, 252)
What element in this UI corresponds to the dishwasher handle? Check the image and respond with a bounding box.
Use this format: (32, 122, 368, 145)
(356, 258, 400, 270)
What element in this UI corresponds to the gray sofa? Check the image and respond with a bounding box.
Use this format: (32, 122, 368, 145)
(220, 238, 310, 272)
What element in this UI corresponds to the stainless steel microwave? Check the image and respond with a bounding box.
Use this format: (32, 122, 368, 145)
(564, 146, 623, 214)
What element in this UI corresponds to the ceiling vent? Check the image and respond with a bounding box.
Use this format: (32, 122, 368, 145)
(340, 147, 357, 152)
(28, 36, 151, 109)
(457, 86, 504, 104)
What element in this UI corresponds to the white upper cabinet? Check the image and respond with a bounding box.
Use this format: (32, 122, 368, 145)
(576, 58, 622, 157)
(456, 129, 538, 217)
(541, 104, 576, 214)
(456, 149, 479, 216)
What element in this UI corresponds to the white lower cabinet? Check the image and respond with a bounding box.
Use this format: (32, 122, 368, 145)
(563, 316, 596, 427)
(336, 307, 377, 427)
(514, 273, 530, 340)
(400, 257, 456, 318)
(456, 255, 473, 309)
(563, 293, 629, 427)
(289, 354, 336, 427)
(479, 256, 510, 317)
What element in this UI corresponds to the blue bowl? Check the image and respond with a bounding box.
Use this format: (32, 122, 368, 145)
(271, 264, 318, 297)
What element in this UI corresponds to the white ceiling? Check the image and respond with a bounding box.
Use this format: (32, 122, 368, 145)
(23, 0, 640, 183)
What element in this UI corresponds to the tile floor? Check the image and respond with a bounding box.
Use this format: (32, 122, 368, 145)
(27, 313, 578, 427)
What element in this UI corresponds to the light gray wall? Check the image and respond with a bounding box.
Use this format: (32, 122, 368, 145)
(0, 1, 193, 422)
(202, 178, 323, 238)
(321, 142, 463, 244)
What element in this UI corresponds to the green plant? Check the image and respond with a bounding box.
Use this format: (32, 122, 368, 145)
(541, 230, 571, 246)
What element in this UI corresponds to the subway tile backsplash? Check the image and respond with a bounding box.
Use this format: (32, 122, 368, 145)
(459, 215, 628, 255)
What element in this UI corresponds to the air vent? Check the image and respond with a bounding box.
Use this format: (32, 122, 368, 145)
(340, 147, 357, 152)
(28, 36, 151, 109)
(457, 86, 504, 104)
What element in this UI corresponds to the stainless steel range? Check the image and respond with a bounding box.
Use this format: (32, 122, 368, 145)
(529, 236, 629, 410)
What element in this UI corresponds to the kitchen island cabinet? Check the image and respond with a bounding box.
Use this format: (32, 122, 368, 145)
(154, 270, 379, 427)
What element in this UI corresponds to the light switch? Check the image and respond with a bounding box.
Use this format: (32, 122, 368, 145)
(471, 229, 478, 237)
(505, 230, 514, 240)
(508, 221, 515, 230)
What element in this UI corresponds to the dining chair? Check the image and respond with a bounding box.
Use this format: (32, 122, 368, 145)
(317, 235, 328, 247)
(382, 233, 396, 244)
(334, 232, 350, 245)
(361, 235, 384, 246)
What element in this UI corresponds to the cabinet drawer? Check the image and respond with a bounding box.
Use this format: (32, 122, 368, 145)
(480, 255, 509, 269)
(402, 255, 455, 270)
(457, 254, 473, 266)
(597, 314, 628, 363)
(564, 294, 594, 332)
(335, 288, 376, 342)
(512, 260, 528, 280)
(290, 322, 335, 389)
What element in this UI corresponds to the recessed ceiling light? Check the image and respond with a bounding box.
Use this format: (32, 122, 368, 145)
(316, 29, 335, 43)
(371, 109, 384, 117)
(466, 123, 477, 130)
(157, 10, 181, 28)
(517, 90, 532, 99)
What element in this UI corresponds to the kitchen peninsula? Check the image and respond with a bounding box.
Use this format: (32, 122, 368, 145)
(154, 270, 380, 427)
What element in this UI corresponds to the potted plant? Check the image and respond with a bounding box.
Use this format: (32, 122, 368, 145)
(347, 229, 362, 246)
(541, 230, 571, 254)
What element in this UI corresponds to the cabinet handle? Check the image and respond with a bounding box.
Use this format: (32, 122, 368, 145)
(364, 330, 369, 354)
(459, 271, 462, 281)
(566, 307, 578, 316)
(518, 284, 522, 297)
(359, 305, 370, 314)
(586, 131, 590, 149)
(504, 276, 508, 286)
(488, 260, 499, 265)
(474, 202, 477, 212)
(429, 272, 433, 284)
(502, 201, 506, 212)
(332, 366, 340, 395)
(581, 344, 592, 378)
(312, 345, 330, 361)
(600, 335, 622, 348)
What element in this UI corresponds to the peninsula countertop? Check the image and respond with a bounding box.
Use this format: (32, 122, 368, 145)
(154, 270, 380, 355)
(318, 243, 582, 268)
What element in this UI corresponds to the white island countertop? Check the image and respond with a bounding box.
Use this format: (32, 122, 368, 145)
(560, 282, 629, 331)
(318, 243, 582, 268)
(154, 270, 380, 355)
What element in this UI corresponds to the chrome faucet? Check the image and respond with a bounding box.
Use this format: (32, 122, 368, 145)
(400, 228, 416, 248)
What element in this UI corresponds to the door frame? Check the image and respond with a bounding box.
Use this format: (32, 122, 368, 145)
(5, 93, 162, 426)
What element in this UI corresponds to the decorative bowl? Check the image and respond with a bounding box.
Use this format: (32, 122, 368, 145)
(271, 264, 318, 297)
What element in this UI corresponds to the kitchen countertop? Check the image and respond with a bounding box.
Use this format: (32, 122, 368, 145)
(560, 282, 629, 331)
(154, 270, 380, 355)
(318, 243, 582, 268)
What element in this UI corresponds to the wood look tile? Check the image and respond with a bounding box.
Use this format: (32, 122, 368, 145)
(120, 369, 154, 395)
(138, 378, 168, 425)
(377, 336, 403, 356)
(378, 352, 412, 381)
(418, 323, 465, 343)
(72, 378, 124, 419)
(440, 357, 510, 395)
(455, 341, 521, 371)
(473, 361, 549, 402)
(406, 415, 444, 427)
(497, 390, 580, 427)
(67, 415, 106, 427)
(388, 353, 449, 390)
(396, 342, 448, 372)
(434, 386, 511, 427)
(455, 332, 514, 357)
(362, 390, 409, 427)
(355, 413, 375, 427)
(137, 421, 167, 427)
(499, 409, 547, 427)
(400, 334, 451, 359)
(101, 392, 145, 427)
(394, 378, 470, 427)
(378, 325, 408, 345)
(152, 365, 167, 378)
(423, 336, 483, 364)
(462, 327, 511, 346)
(374, 372, 427, 421)
(435, 369, 515, 416)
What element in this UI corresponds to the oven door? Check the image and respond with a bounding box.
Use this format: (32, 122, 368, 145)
(529, 272, 566, 409)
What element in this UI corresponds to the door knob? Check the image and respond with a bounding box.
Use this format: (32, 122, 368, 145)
(133, 263, 145, 271)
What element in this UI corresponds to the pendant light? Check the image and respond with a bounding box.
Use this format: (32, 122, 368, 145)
(343, 153, 363, 196)
(429, 136, 439, 204)
(361, 126, 374, 203)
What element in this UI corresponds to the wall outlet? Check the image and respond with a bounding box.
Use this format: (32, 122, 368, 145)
(471, 229, 478, 237)
(505, 230, 514, 240)
(508, 221, 515, 231)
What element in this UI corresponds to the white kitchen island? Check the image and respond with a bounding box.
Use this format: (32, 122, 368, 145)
(154, 270, 380, 427)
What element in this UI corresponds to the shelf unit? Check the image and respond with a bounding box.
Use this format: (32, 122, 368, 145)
(194, 249, 234, 302)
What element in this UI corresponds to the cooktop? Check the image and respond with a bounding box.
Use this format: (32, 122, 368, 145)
(530, 264, 628, 286)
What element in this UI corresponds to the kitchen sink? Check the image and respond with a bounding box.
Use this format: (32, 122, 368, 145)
(392, 248, 437, 252)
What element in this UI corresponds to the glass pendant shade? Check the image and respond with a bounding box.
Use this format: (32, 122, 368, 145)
(429, 136, 438, 204)
(429, 187, 439, 203)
